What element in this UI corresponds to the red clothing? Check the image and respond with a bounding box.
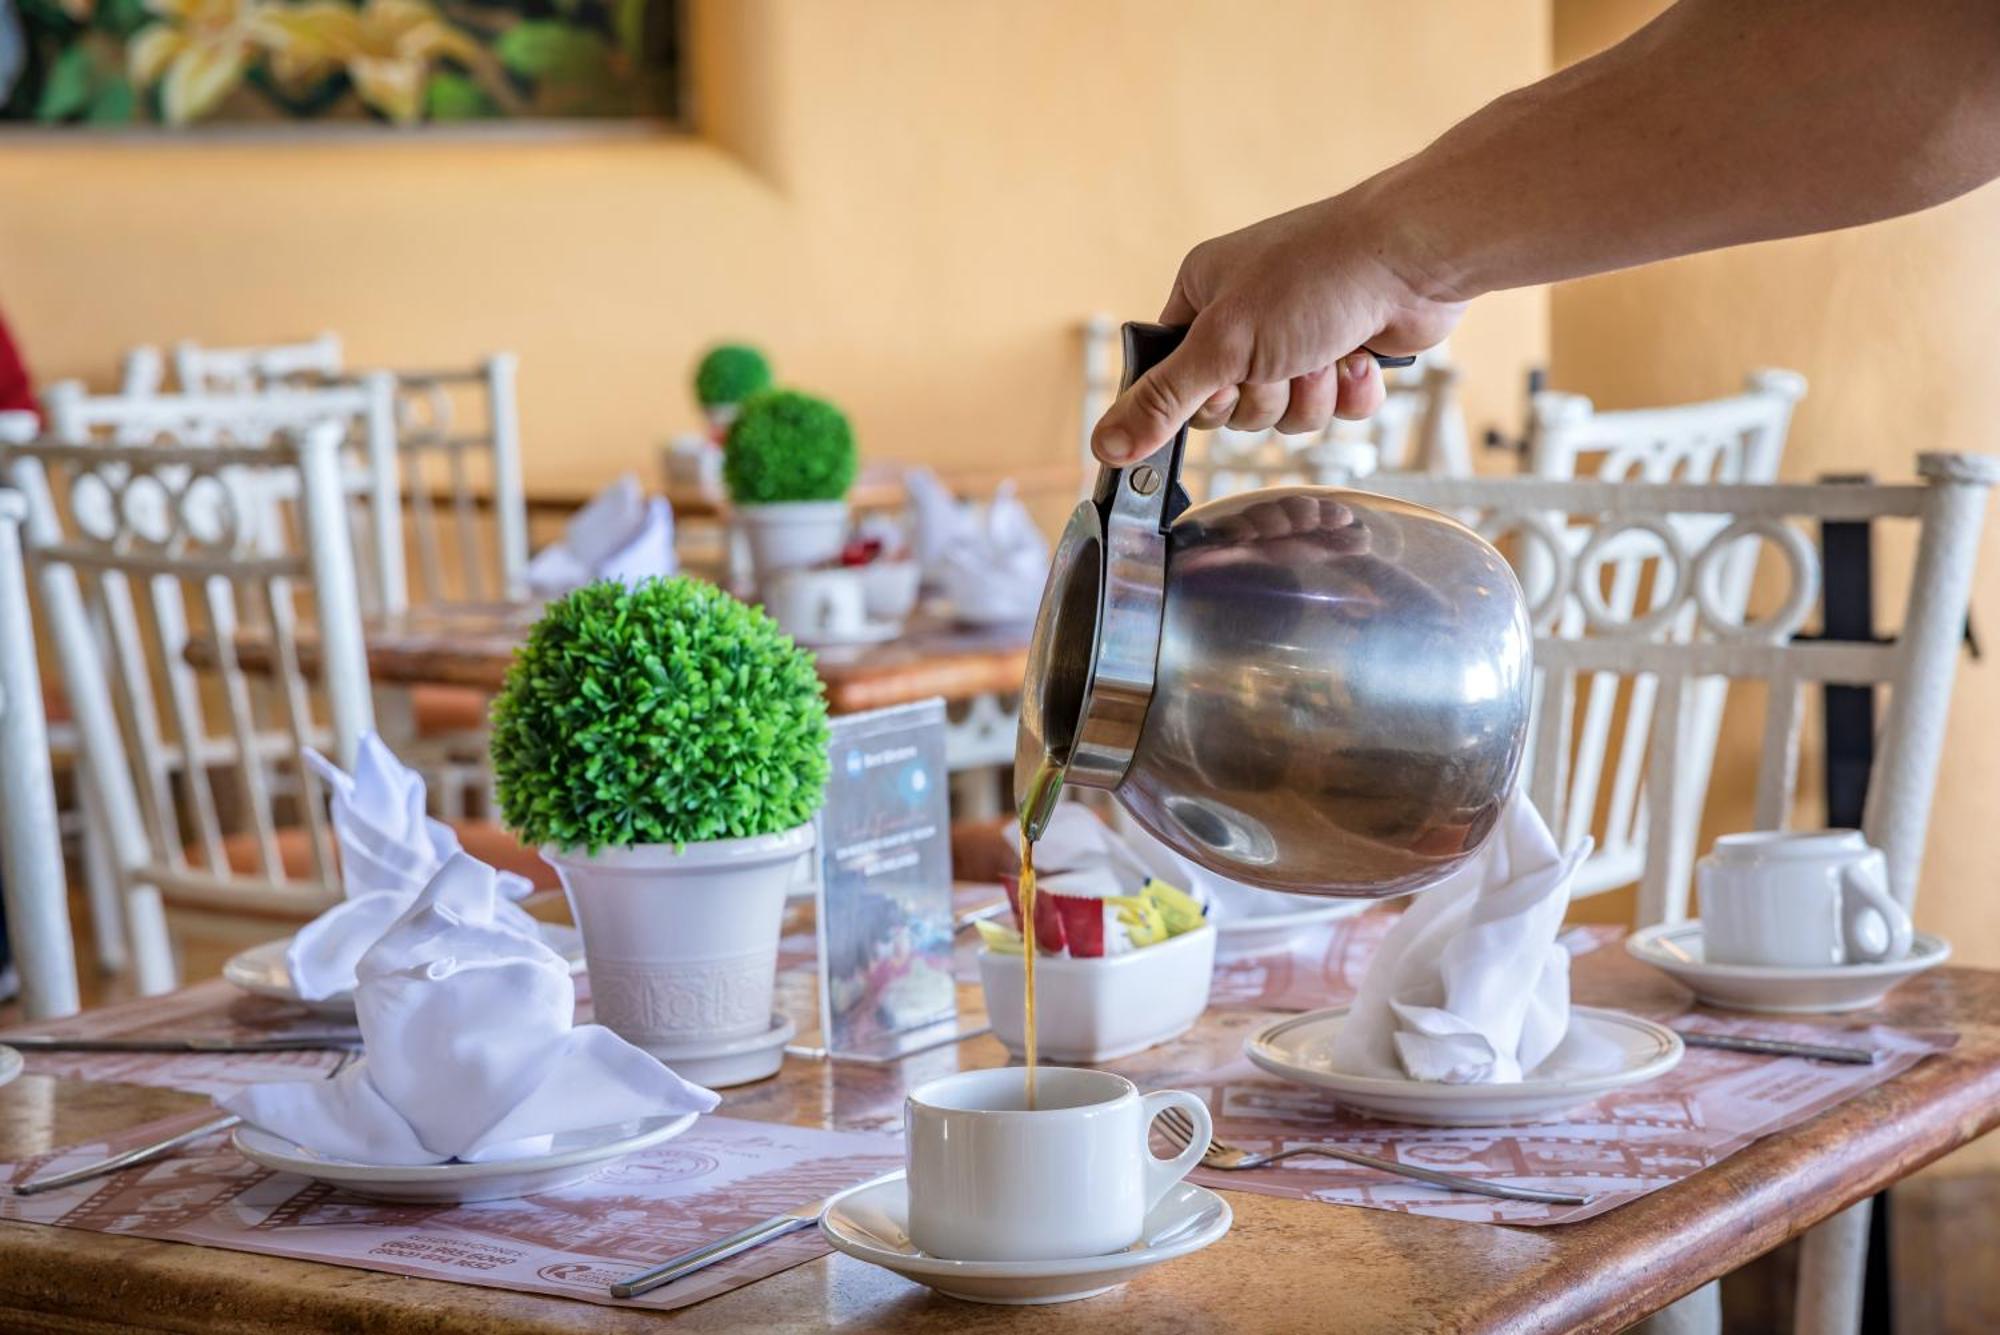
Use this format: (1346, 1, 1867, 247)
(0, 309, 37, 420)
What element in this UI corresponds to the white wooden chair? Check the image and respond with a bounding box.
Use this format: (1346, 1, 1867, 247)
(0, 487, 82, 1019)
(1075, 313, 1473, 505)
(1366, 453, 1998, 1335)
(384, 355, 529, 605)
(4, 425, 374, 993)
(171, 333, 343, 394)
(1512, 373, 1807, 900)
(42, 378, 407, 616)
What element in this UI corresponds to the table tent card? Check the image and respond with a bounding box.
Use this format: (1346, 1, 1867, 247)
(802, 699, 982, 1062)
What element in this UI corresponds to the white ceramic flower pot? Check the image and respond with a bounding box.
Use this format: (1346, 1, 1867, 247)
(736, 500, 849, 582)
(544, 825, 813, 1071)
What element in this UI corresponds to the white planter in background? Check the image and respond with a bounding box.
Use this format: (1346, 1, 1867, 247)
(736, 500, 849, 582)
(544, 823, 813, 1086)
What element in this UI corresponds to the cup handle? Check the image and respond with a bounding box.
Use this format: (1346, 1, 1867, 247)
(1140, 1090, 1212, 1212)
(1840, 850, 1913, 963)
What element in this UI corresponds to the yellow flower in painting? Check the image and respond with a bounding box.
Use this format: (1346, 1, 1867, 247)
(255, 0, 492, 125)
(129, 0, 265, 125)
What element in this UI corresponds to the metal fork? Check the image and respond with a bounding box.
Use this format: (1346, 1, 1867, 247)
(1154, 1105, 1590, 1207)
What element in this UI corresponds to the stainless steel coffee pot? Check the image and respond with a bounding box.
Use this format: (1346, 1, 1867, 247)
(1015, 322, 1533, 897)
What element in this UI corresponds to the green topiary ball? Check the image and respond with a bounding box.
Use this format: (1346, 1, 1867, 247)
(490, 576, 830, 853)
(722, 388, 859, 505)
(693, 344, 773, 409)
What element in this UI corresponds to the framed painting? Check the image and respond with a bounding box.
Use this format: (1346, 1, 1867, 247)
(0, 0, 682, 127)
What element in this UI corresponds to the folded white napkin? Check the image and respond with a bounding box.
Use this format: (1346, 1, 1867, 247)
(295, 733, 536, 1002)
(525, 475, 676, 594)
(225, 854, 719, 1164)
(1328, 795, 1612, 1084)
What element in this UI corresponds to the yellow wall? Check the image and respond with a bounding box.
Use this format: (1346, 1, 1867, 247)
(0, 0, 1548, 535)
(1552, 0, 2000, 989)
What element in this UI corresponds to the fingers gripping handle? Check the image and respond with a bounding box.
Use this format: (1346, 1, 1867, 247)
(1141, 1090, 1213, 1211)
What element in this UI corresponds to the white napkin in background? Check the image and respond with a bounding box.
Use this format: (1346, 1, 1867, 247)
(1328, 795, 1616, 1085)
(525, 475, 677, 594)
(939, 481, 1050, 620)
(1028, 800, 1210, 912)
(903, 467, 965, 577)
(226, 855, 720, 1164)
(293, 733, 537, 1002)
(1103, 805, 1335, 924)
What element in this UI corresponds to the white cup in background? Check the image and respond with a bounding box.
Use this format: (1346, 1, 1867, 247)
(762, 567, 870, 644)
(904, 1066, 1210, 1262)
(1697, 830, 1913, 968)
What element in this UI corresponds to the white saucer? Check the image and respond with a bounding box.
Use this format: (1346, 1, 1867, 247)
(224, 923, 585, 1018)
(0, 1045, 21, 1090)
(1214, 897, 1369, 956)
(233, 1111, 698, 1203)
(819, 1172, 1231, 1305)
(636, 1012, 795, 1088)
(793, 620, 903, 649)
(1627, 922, 1951, 1014)
(1245, 1005, 1684, 1126)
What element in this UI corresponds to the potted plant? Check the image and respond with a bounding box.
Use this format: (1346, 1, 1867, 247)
(693, 343, 773, 436)
(724, 387, 859, 581)
(491, 576, 830, 1086)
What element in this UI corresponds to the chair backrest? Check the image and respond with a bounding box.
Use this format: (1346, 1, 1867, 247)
(6, 426, 375, 991)
(0, 488, 81, 1018)
(1075, 314, 1473, 503)
(42, 378, 406, 615)
(384, 354, 529, 603)
(1505, 374, 1805, 897)
(1364, 455, 1996, 926)
(173, 333, 344, 394)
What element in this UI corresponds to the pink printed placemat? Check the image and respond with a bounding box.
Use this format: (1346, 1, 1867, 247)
(0, 1112, 900, 1312)
(1108, 1010, 1955, 1226)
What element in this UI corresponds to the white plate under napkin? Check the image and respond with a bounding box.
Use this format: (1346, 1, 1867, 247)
(223, 923, 585, 1018)
(233, 1112, 696, 1204)
(1246, 1005, 1683, 1126)
(819, 1173, 1231, 1306)
(1627, 922, 1951, 1015)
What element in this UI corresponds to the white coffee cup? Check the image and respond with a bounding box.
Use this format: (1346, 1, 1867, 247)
(1697, 830, 1913, 968)
(904, 1066, 1211, 1262)
(762, 567, 869, 644)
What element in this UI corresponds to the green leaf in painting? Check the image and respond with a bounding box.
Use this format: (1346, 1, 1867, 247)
(99, 0, 153, 39)
(35, 44, 93, 123)
(496, 21, 612, 84)
(425, 71, 491, 120)
(86, 77, 136, 125)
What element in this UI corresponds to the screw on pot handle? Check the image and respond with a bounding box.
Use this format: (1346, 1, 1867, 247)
(1099, 322, 1418, 534)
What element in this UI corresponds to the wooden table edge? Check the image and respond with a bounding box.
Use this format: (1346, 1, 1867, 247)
(1, 1023, 1995, 1334)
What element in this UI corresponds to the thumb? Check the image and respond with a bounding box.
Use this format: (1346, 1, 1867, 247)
(1090, 321, 1237, 465)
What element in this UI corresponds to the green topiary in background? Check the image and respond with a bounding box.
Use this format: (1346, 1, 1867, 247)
(694, 344, 774, 409)
(490, 577, 830, 853)
(723, 388, 859, 505)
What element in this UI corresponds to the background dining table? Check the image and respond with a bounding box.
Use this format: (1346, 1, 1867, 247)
(192, 603, 1033, 718)
(2, 933, 1997, 1332)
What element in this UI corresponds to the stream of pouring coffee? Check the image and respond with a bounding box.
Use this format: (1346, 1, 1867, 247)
(1016, 756, 1061, 1111)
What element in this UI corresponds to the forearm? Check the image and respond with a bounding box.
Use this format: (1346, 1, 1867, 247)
(1364, 0, 2000, 303)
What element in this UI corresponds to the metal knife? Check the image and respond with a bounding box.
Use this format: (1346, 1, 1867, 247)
(3, 1034, 361, 1054)
(609, 1171, 900, 1299)
(1675, 1030, 1876, 1065)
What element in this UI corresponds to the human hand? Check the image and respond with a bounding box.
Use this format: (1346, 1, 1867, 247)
(1092, 192, 1464, 465)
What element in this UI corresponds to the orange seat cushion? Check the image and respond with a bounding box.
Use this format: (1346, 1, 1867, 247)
(211, 818, 559, 897)
(410, 685, 492, 737)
